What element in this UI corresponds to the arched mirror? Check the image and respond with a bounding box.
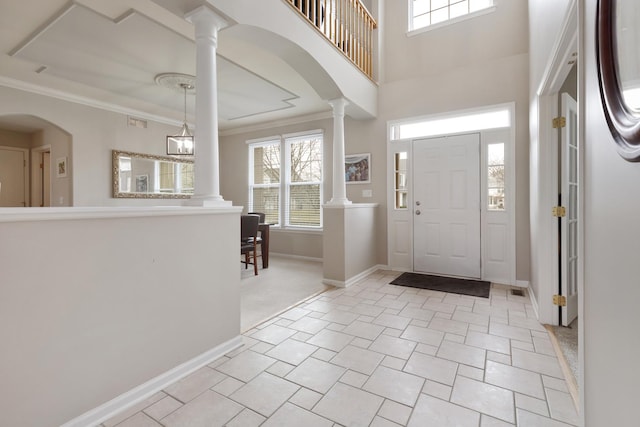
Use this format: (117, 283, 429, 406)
(597, 0, 640, 161)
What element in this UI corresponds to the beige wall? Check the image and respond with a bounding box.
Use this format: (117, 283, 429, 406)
(0, 208, 241, 427)
(220, 117, 334, 259)
(0, 86, 185, 207)
(32, 126, 73, 206)
(0, 128, 32, 148)
(582, 0, 640, 424)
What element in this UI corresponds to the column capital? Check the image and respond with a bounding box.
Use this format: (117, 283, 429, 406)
(328, 98, 349, 115)
(185, 5, 229, 34)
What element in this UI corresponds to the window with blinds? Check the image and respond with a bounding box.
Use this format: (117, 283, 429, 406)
(410, 0, 494, 32)
(248, 132, 323, 229)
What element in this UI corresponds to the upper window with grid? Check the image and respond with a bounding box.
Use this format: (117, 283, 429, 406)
(410, 0, 495, 32)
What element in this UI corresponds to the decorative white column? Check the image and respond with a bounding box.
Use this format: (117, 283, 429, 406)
(185, 6, 230, 206)
(327, 98, 352, 205)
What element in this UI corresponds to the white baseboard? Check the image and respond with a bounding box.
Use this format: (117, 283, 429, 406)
(527, 284, 540, 320)
(269, 252, 323, 263)
(323, 264, 386, 288)
(62, 335, 243, 427)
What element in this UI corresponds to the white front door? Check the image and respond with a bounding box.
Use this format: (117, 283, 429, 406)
(560, 93, 578, 326)
(0, 147, 27, 207)
(413, 134, 481, 278)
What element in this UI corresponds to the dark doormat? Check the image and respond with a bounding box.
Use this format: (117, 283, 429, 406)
(390, 272, 491, 298)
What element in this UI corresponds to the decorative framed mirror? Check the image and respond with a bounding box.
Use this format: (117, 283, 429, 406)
(597, 0, 640, 161)
(112, 150, 194, 199)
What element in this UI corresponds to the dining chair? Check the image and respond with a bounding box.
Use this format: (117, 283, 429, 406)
(247, 211, 265, 262)
(240, 214, 260, 275)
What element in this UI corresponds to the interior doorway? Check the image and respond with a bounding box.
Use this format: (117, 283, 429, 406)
(412, 133, 481, 279)
(0, 146, 29, 207)
(32, 146, 52, 207)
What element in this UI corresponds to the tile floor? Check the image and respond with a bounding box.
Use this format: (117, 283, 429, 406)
(103, 270, 579, 427)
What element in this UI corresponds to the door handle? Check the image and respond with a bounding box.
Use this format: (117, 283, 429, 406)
(415, 210, 421, 215)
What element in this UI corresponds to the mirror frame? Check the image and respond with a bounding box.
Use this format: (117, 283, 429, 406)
(112, 150, 194, 199)
(597, 0, 640, 161)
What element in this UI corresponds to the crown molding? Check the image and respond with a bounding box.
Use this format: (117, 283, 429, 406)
(219, 110, 333, 137)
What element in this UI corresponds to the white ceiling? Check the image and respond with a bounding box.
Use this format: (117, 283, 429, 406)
(0, 0, 331, 131)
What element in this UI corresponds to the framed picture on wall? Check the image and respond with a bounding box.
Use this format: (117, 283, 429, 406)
(135, 174, 149, 193)
(56, 157, 67, 178)
(345, 153, 371, 184)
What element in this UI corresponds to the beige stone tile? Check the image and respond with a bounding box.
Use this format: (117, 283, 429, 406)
(115, 412, 162, 427)
(162, 391, 243, 427)
(339, 370, 369, 388)
(437, 340, 486, 369)
(451, 376, 515, 423)
(330, 344, 384, 375)
(214, 350, 277, 382)
(262, 403, 333, 427)
(265, 338, 318, 365)
(378, 399, 412, 425)
(363, 366, 424, 407)
(408, 394, 480, 427)
(229, 372, 299, 417)
(306, 329, 354, 352)
(485, 360, 545, 399)
(369, 334, 417, 359)
(164, 367, 226, 403)
(288, 387, 323, 410)
(226, 409, 266, 427)
(313, 382, 384, 427)
(143, 396, 182, 421)
(285, 357, 346, 393)
(404, 351, 458, 386)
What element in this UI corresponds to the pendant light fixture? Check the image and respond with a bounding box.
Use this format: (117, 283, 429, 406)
(167, 83, 194, 155)
(155, 73, 196, 156)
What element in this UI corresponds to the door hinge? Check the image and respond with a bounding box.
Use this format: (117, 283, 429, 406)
(552, 206, 566, 217)
(40, 163, 43, 169)
(552, 116, 566, 128)
(553, 294, 567, 306)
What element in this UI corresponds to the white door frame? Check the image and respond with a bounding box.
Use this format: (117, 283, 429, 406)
(533, 0, 579, 326)
(31, 145, 51, 207)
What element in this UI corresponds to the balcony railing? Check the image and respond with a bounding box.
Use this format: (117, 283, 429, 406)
(285, 0, 377, 79)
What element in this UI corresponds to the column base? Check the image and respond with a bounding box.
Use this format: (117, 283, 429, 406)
(326, 198, 352, 206)
(184, 196, 233, 207)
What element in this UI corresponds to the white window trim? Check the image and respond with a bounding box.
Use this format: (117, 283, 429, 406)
(407, 5, 496, 37)
(248, 131, 324, 231)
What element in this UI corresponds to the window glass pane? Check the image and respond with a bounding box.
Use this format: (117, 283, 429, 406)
(289, 137, 322, 183)
(413, 13, 431, 30)
(252, 187, 280, 225)
(410, 0, 493, 31)
(431, 7, 449, 24)
(394, 152, 408, 209)
(159, 162, 174, 190)
(488, 142, 504, 166)
(431, 0, 448, 10)
(450, 0, 469, 19)
(288, 184, 321, 226)
(488, 142, 505, 211)
(470, 0, 492, 13)
(413, 0, 430, 16)
(252, 144, 280, 184)
(181, 163, 194, 193)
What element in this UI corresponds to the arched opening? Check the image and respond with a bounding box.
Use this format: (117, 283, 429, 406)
(0, 114, 73, 207)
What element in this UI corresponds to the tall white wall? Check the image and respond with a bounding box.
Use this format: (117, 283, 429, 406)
(582, 0, 640, 424)
(379, 0, 530, 280)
